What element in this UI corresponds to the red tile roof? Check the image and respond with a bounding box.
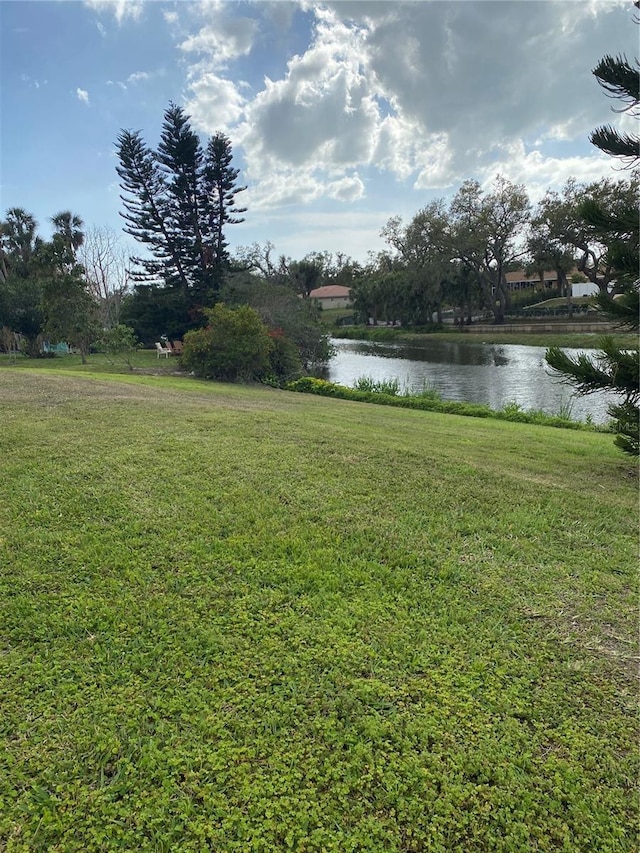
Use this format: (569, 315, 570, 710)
(309, 285, 352, 298)
(505, 270, 558, 283)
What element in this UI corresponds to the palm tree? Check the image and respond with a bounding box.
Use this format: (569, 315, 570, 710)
(50, 211, 84, 264)
(2, 207, 39, 266)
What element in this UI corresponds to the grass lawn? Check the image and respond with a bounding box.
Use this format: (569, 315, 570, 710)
(0, 365, 637, 852)
(0, 349, 182, 375)
(333, 327, 637, 350)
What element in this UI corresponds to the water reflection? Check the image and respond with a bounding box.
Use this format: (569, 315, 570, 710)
(323, 338, 617, 424)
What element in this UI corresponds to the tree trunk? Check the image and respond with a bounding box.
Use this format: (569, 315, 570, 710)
(23, 335, 41, 358)
(481, 276, 505, 324)
(493, 273, 511, 325)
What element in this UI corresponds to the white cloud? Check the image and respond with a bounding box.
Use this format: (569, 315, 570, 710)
(179, 1, 258, 66)
(76, 88, 90, 105)
(178, 2, 259, 133)
(21, 73, 44, 90)
(126, 70, 153, 84)
(127, 71, 151, 84)
(477, 141, 623, 203)
(237, 8, 377, 176)
(328, 173, 366, 202)
(83, 0, 143, 24)
(232, 209, 394, 262)
(176, 0, 637, 214)
(180, 22, 256, 65)
(184, 69, 246, 131)
(413, 134, 456, 191)
(243, 168, 325, 210)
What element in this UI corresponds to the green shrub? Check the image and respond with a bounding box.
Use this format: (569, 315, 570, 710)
(99, 324, 140, 353)
(407, 380, 442, 401)
(286, 377, 604, 431)
(334, 327, 403, 342)
(287, 377, 493, 417)
(501, 400, 524, 417)
(353, 376, 401, 396)
(98, 324, 141, 369)
(182, 304, 273, 382)
(267, 329, 302, 384)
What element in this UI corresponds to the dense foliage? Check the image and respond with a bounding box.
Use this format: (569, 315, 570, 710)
(181, 303, 274, 382)
(0, 208, 100, 361)
(116, 104, 245, 323)
(546, 32, 639, 456)
(221, 271, 333, 369)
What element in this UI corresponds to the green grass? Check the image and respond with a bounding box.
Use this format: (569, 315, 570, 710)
(287, 377, 605, 431)
(1, 367, 637, 852)
(318, 307, 355, 327)
(334, 327, 636, 349)
(0, 349, 181, 374)
(522, 297, 594, 311)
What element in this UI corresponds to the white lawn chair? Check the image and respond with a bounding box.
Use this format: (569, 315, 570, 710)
(155, 341, 171, 359)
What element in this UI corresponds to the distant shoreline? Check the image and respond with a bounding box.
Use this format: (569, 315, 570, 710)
(331, 325, 636, 350)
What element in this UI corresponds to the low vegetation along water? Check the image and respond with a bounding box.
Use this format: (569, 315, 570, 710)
(326, 338, 616, 423)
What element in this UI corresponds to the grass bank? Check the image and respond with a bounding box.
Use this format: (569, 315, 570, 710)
(333, 326, 637, 349)
(287, 377, 605, 432)
(1, 368, 637, 852)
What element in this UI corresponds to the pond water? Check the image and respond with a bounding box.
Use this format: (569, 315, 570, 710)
(323, 337, 617, 424)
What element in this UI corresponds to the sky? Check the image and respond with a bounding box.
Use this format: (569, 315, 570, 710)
(1, 0, 637, 263)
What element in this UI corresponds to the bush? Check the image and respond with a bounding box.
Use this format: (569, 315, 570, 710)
(335, 327, 403, 342)
(181, 304, 273, 382)
(220, 273, 334, 369)
(267, 329, 302, 384)
(286, 378, 602, 431)
(98, 325, 141, 369)
(353, 376, 401, 396)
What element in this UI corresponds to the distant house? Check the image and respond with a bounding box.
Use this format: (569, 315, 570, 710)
(505, 269, 597, 297)
(308, 285, 352, 309)
(505, 270, 559, 291)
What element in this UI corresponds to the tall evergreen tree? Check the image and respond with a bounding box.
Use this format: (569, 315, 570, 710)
(546, 27, 639, 457)
(589, 53, 640, 163)
(115, 105, 246, 317)
(156, 104, 207, 295)
(202, 132, 247, 294)
(115, 128, 189, 291)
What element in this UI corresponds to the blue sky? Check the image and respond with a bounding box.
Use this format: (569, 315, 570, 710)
(1, 0, 636, 263)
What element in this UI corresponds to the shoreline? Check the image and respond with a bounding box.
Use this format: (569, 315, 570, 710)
(331, 325, 637, 350)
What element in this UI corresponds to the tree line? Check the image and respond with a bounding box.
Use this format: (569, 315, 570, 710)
(0, 32, 636, 451)
(344, 172, 637, 329)
(0, 103, 336, 378)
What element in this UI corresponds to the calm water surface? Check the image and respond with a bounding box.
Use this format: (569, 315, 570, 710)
(325, 337, 617, 424)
